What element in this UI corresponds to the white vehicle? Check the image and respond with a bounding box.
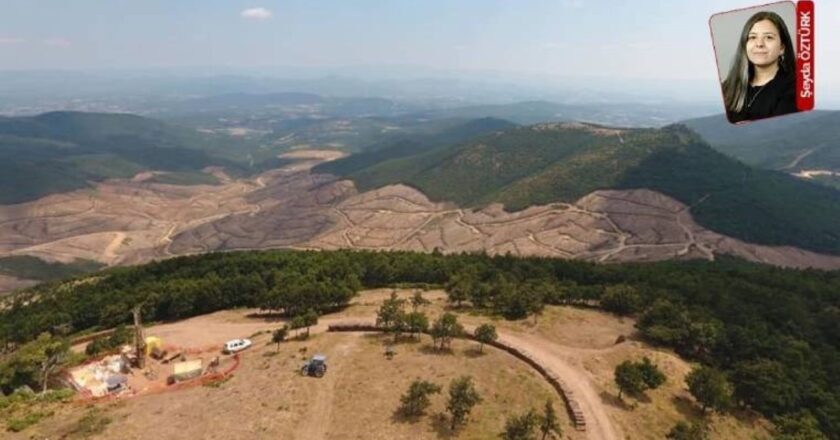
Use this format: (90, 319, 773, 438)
(223, 338, 252, 354)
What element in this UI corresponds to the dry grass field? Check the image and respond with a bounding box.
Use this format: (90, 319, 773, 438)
(348, 289, 771, 440)
(6, 289, 770, 440)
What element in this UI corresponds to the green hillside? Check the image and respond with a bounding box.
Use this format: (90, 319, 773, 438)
(0, 112, 267, 204)
(0, 256, 103, 282)
(683, 111, 840, 172)
(331, 122, 840, 255)
(313, 117, 517, 176)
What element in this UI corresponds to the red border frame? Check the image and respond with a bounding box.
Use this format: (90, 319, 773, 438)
(708, 1, 812, 125)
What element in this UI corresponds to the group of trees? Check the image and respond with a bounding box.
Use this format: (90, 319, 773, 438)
(397, 376, 481, 431)
(85, 325, 132, 357)
(0, 333, 72, 394)
(270, 308, 319, 350)
(445, 268, 547, 319)
(501, 399, 562, 440)
(0, 250, 838, 437)
(613, 357, 666, 400)
(685, 366, 732, 414)
(375, 291, 431, 342)
(375, 292, 498, 354)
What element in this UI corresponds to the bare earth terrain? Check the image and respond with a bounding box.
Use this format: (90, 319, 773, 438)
(9, 289, 768, 440)
(2, 149, 840, 293)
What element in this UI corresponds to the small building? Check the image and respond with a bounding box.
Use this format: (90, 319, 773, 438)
(169, 359, 203, 383)
(68, 355, 128, 397)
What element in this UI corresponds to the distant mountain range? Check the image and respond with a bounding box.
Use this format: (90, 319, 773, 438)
(161, 94, 710, 128)
(321, 121, 840, 255)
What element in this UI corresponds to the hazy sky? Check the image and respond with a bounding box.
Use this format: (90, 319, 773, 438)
(1, 0, 838, 99)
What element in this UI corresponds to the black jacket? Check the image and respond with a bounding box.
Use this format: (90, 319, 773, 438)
(726, 70, 798, 123)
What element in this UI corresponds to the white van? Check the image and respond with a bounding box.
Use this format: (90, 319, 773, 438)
(223, 338, 252, 354)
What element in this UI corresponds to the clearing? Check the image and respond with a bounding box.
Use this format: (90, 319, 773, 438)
(9, 289, 769, 440)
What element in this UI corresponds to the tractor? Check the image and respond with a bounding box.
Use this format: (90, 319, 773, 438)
(300, 354, 327, 377)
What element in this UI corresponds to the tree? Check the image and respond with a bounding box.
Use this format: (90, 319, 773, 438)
(731, 358, 799, 416)
(685, 320, 723, 361)
(289, 315, 306, 338)
(473, 323, 497, 354)
(772, 413, 828, 440)
(637, 357, 666, 390)
(686, 366, 732, 413)
(445, 270, 476, 307)
(539, 399, 561, 440)
(302, 309, 319, 338)
(614, 360, 646, 399)
(636, 299, 691, 347)
(377, 292, 407, 342)
(493, 277, 529, 319)
(527, 280, 554, 323)
(666, 420, 709, 440)
(446, 376, 481, 430)
(86, 325, 132, 356)
(398, 380, 441, 417)
(502, 409, 538, 440)
(431, 313, 464, 351)
(272, 326, 288, 351)
(600, 284, 642, 316)
(614, 358, 667, 400)
(38, 335, 69, 393)
(0, 333, 70, 393)
(404, 312, 429, 339)
(410, 290, 430, 313)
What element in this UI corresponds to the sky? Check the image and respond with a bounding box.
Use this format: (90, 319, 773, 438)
(1, 0, 838, 102)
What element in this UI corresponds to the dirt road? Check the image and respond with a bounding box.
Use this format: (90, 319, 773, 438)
(293, 334, 362, 440)
(102, 232, 126, 263)
(497, 332, 621, 440)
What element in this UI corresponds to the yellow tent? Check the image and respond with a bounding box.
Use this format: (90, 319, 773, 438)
(144, 336, 163, 356)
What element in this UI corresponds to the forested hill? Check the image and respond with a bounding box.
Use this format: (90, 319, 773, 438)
(0, 111, 266, 204)
(313, 117, 517, 176)
(1, 249, 839, 437)
(683, 111, 840, 172)
(319, 122, 840, 256)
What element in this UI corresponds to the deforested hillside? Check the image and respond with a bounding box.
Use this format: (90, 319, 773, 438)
(324, 122, 840, 255)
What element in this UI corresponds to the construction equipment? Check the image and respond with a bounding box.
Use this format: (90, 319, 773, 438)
(132, 306, 146, 369)
(300, 354, 327, 377)
(145, 336, 164, 358)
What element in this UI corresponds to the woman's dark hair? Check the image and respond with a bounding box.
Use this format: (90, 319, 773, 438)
(722, 11, 795, 113)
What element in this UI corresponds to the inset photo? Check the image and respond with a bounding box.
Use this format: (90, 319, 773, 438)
(710, 2, 801, 124)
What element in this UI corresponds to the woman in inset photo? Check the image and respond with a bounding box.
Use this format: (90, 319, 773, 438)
(722, 11, 797, 123)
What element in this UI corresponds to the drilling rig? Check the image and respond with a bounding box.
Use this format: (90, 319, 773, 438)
(133, 305, 146, 369)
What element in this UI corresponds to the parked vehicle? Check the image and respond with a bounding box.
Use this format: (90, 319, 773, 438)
(301, 354, 327, 377)
(223, 338, 252, 354)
